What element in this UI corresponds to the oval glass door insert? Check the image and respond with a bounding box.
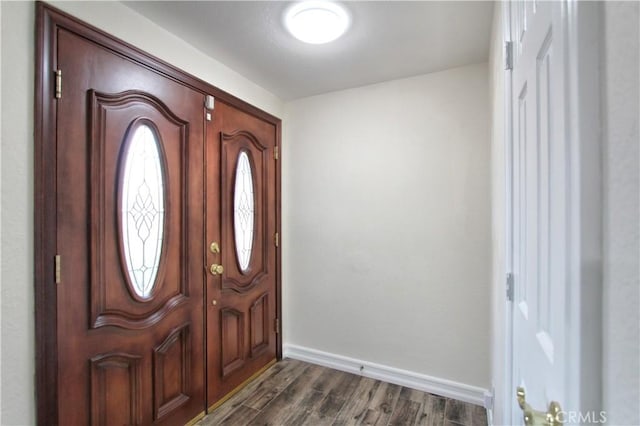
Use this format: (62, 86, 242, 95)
(120, 124, 165, 298)
(233, 151, 255, 272)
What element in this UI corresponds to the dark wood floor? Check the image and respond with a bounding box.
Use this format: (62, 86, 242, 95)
(197, 359, 487, 426)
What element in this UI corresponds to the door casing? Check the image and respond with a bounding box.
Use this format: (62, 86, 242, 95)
(34, 3, 282, 424)
(500, 0, 603, 423)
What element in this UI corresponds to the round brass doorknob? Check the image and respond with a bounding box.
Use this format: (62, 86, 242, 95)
(516, 387, 563, 426)
(210, 264, 224, 275)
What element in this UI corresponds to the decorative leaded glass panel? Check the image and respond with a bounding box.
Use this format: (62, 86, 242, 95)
(233, 151, 255, 272)
(121, 124, 165, 298)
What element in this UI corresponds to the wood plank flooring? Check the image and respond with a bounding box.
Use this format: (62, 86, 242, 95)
(197, 359, 487, 426)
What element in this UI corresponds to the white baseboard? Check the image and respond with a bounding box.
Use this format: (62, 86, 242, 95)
(283, 343, 490, 408)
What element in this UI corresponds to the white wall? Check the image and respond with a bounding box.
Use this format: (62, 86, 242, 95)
(488, 3, 508, 425)
(0, 1, 283, 424)
(0, 1, 4, 421)
(1, 3, 35, 424)
(601, 2, 640, 424)
(283, 63, 491, 389)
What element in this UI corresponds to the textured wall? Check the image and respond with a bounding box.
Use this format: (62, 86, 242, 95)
(602, 2, 640, 424)
(283, 63, 492, 388)
(1, 3, 36, 424)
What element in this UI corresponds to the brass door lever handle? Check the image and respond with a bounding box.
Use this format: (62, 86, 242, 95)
(516, 387, 563, 426)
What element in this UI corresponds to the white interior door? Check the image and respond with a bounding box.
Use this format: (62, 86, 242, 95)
(509, 0, 568, 423)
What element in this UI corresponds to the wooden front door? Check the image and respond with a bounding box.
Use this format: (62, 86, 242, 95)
(205, 102, 279, 407)
(54, 22, 206, 426)
(36, 5, 282, 425)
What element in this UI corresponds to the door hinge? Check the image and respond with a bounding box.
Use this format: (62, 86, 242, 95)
(55, 255, 61, 284)
(274, 318, 280, 334)
(274, 146, 279, 160)
(504, 41, 513, 71)
(274, 232, 279, 247)
(55, 70, 62, 99)
(506, 272, 514, 302)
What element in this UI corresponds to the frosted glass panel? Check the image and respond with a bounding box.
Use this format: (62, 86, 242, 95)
(121, 124, 165, 298)
(234, 151, 255, 272)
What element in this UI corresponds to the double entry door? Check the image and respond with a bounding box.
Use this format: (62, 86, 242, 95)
(41, 7, 279, 425)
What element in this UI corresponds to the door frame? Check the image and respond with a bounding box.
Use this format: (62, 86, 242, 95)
(500, 0, 603, 423)
(500, 1, 514, 425)
(34, 3, 282, 424)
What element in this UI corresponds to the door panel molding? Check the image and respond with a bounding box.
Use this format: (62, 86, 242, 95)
(220, 307, 246, 377)
(92, 295, 189, 330)
(34, 3, 282, 424)
(89, 89, 190, 330)
(90, 353, 143, 426)
(249, 293, 270, 358)
(153, 323, 192, 421)
(222, 129, 268, 150)
(221, 130, 269, 293)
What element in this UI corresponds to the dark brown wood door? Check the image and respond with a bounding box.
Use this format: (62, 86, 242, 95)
(205, 102, 279, 407)
(55, 28, 205, 425)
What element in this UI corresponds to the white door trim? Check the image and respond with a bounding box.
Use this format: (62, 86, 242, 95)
(501, 0, 603, 423)
(563, 1, 603, 414)
(501, 1, 514, 424)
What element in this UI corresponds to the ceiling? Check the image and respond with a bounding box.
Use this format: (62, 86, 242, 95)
(123, 1, 494, 100)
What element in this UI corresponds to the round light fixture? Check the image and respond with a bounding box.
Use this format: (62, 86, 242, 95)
(284, 1, 350, 44)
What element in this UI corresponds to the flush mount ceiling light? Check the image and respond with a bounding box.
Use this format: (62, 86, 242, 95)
(284, 1, 351, 44)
